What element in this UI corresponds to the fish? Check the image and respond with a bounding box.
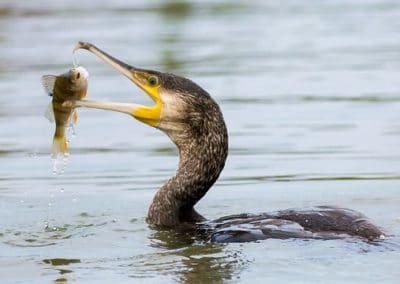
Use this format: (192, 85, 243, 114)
(41, 66, 89, 158)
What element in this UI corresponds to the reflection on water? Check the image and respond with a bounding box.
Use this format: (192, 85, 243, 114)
(1, 0, 400, 283)
(36, 226, 246, 283)
(43, 258, 80, 283)
(144, 228, 245, 283)
(158, 1, 194, 19)
(43, 258, 80, 267)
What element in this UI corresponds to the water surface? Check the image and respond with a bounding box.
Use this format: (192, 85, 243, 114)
(1, 0, 400, 283)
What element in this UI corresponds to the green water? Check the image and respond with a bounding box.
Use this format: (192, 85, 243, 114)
(0, 0, 400, 283)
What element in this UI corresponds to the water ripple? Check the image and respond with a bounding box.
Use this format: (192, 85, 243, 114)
(221, 173, 400, 186)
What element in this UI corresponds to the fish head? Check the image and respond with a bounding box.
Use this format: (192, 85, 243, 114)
(66, 66, 89, 97)
(68, 66, 89, 84)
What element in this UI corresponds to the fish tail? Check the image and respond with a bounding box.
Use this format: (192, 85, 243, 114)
(52, 135, 68, 158)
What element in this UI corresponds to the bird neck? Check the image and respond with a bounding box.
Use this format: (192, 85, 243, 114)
(147, 118, 228, 227)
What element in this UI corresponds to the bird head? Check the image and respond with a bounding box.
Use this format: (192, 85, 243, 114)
(68, 42, 224, 147)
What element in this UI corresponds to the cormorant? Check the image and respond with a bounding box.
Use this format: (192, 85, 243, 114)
(66, 42, 384, 242)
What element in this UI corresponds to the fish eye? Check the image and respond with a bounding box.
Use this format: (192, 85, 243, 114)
(148, 76, 159, 86)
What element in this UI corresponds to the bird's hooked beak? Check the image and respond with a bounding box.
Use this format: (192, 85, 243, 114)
(67, 42, 163, 127)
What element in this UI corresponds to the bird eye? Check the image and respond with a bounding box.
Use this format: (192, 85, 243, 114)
(148, 76, 159, 86)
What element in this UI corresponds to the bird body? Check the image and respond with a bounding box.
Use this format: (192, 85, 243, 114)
(67, 42, 384, 242)
(207, 206, 383, 242)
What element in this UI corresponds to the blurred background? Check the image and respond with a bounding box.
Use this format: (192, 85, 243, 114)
(0, 0, 400, 283)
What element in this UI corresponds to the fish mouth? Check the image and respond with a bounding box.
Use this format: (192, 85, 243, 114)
(69, 42, 162, 127)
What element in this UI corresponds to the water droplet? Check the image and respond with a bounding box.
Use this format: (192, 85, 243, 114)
(27, 152, 38, 159)
(60, 188, 65, 193)
(52, 154, 69, 175)
(72, 198, 77, 203)
(66, 124, 76, 140)
(73, 53, 79, 68)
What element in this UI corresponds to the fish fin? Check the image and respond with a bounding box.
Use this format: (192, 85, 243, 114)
(72, 110, 78, 124)
(44, 103, 55, 122)
(52, 136, 68, 158)
(41, 75, 57, 96)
